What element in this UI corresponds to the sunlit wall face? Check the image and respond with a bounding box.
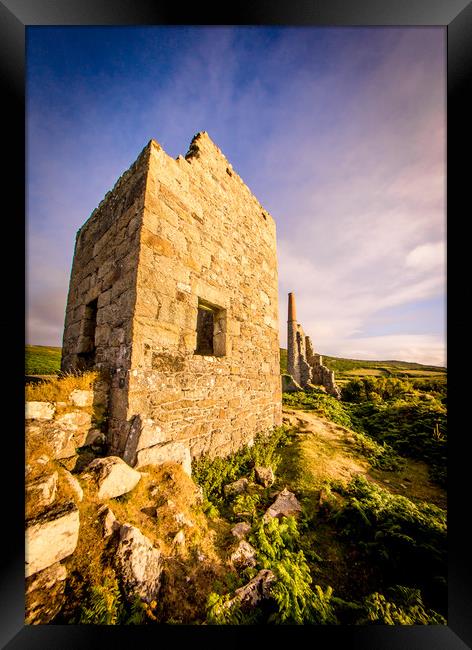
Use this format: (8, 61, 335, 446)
(26, 26, 445, 366)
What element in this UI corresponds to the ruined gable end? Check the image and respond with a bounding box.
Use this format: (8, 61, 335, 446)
(62, 132, 282, 470)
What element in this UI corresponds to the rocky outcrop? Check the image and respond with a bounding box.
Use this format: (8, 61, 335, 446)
(85, 456, 141, 500)
(25, 561, 67, 624)
(264, 488, 302, 521)
(25, 501, 80, 578)
(114, 524, 162, 603)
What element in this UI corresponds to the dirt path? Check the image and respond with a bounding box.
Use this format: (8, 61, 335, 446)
(282, 408, 446, 509)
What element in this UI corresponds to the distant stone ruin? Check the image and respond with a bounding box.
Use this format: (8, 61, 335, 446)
(285, 292, 341, 399)
(61, 132, 282, 470)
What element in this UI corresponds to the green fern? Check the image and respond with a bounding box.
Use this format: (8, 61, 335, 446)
(78, 570, 123, 625)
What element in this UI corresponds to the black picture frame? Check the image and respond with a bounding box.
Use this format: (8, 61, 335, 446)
(2, 0, 470, 648)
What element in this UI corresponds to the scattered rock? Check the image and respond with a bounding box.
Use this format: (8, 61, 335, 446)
(254, 466, 274, 487)
(141, 506, 158, 519)
(231, 521, 251, 540)
(25, 561, 67, 624)
(114, 524, 162, 603)
(98, 505, 120, 538)
(25, 402, 55, 420)
(26, 472, 58, 509)
(173, 530, 185, 547)
(69, 389, 93, 407)
(224, 477, 249, 498)
(61, 469, 83, 502)
(174, 512, 194, 528)
(225, 569, 276, 611)
(85, 456, 141, 500)
(25, 501, 80, 578)
(264, 487, 302, 521)
(230, 540, 257, 569)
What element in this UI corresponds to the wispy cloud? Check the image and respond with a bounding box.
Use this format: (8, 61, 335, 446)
(26, 27, 445, 365)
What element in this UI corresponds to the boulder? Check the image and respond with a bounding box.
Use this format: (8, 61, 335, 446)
(135, 441, 192, 476)
(255, 466, 274, 487)
(69, 389, 93, 407)
(25, 501, 80, 577)
(61, 469, 83, 502)
(26, 472, 58, 510)
(224, 477, 249, 498)
(25, 402, 55, 420)
(114, 524, 162, 603)
(263, 488, 302, 521)
(85, 456, 141, 500)
(225, 569, 276, 611)
(230, 540, 257, 569)
(231, 522, 251, 540)
(25, 561, 67, 625)
(97, 505, 120, 538)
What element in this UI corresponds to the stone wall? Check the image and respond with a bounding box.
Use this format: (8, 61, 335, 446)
(62, 132, 282, 470)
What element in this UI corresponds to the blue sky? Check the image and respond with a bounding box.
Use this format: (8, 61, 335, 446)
(26, 26, 446, 365)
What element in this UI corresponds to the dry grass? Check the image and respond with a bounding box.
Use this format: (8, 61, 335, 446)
(25, 371, 99, 404)
(61, 462, 230, 623)
(280, 408, 446, 510)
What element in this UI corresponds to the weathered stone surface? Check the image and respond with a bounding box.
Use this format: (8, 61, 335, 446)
(61, 132, 282, 468)
(55, 411, 92, 431)
(224, 477, 249, 498)
(114, 524, 162, 603)
(135, 441, 192, 475)
(230, 540, 257, 569)
(255, 466, 274, 487)
(26, 472, 58, 509)
(281, 373, 303, 393)
(69, 389, 93, 407)
(86, 456, 141, 500)
(264, 488, 302, 521)
(225, 569, 276, 611)
(25, 402, 55, 420)
(25, 501, 80, 578)
(231, 521, 251, 540)
(61, 470, 84, 502)
(25, 561, 67, 624)
(97, 505, 120, 537)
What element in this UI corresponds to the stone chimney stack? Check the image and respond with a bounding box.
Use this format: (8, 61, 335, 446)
(287, 292, 300, 383)
(288, 292, 297, 322)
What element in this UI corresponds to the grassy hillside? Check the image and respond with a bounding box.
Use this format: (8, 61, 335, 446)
(26, 345, 62, 375)
(280, 348, 446, 381)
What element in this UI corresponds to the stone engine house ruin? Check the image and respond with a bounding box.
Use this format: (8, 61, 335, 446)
(286, 292, 340, 399)
(61, 132, 282, 471)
